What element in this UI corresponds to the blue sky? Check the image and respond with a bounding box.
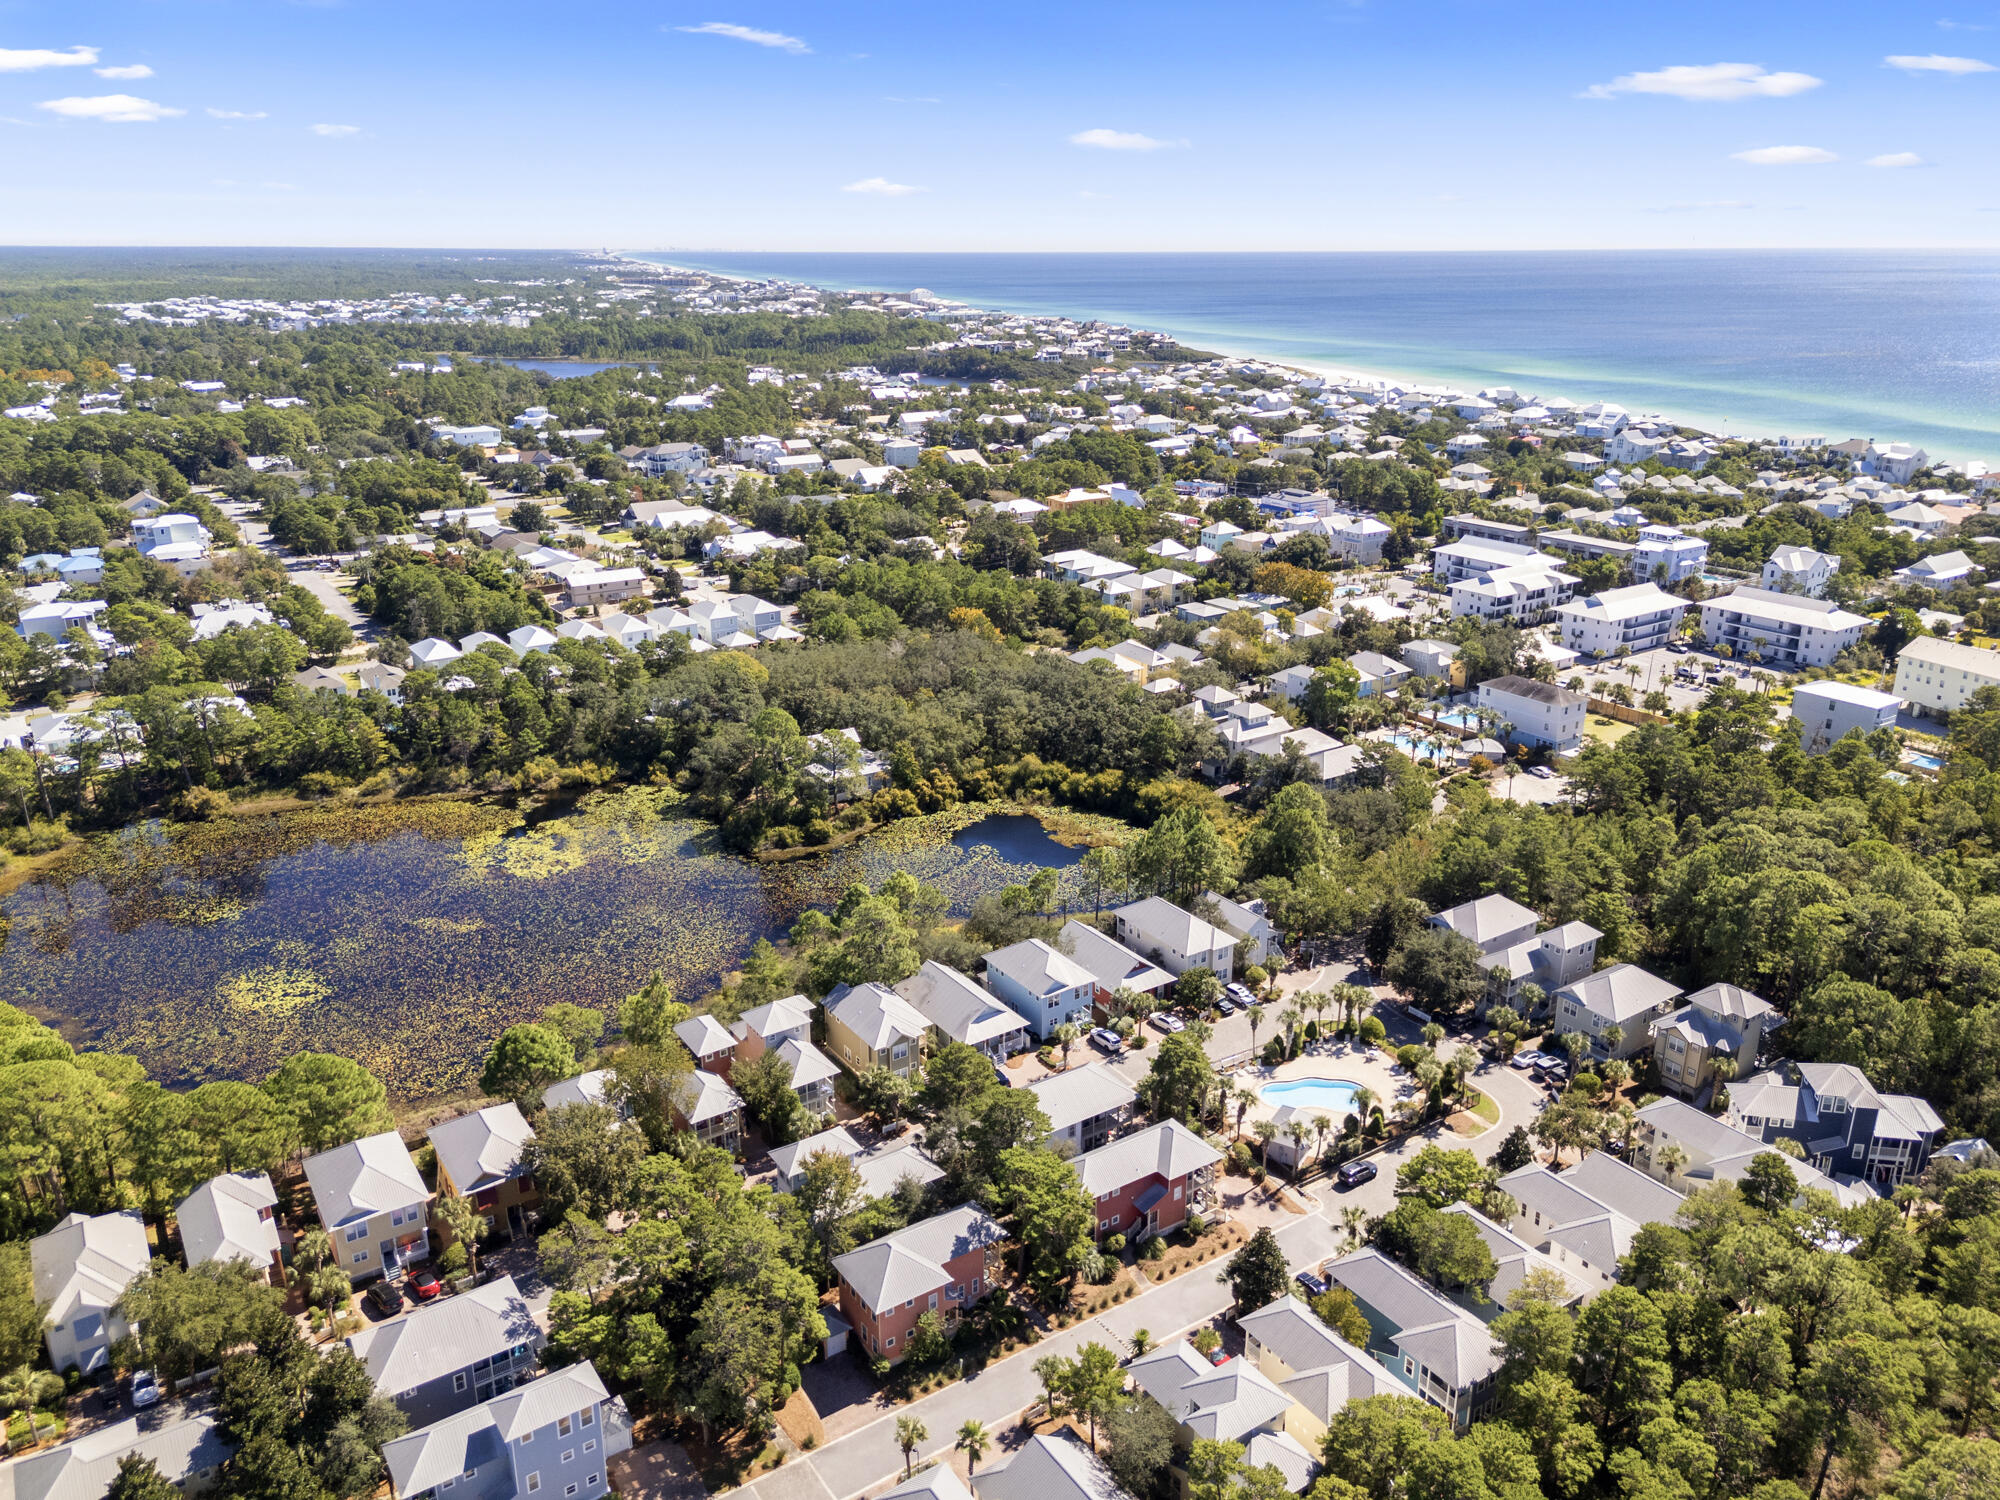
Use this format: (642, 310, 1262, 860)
(3, 0, 1998, 249)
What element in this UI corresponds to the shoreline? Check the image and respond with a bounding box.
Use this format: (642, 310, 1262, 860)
(616, 250, 1992, 468)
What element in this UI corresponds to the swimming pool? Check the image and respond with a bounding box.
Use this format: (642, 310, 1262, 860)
(1382, 734, 1449, 762)
(1435, 710, 1479, 730)
(1259, 1078, 1365, 1113)
(1904, 752, 1945, 772)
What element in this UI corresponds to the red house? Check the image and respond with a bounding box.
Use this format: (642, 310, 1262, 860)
(832, 1204, 1005, 1363)
(1075, 1120, 1223, 1242)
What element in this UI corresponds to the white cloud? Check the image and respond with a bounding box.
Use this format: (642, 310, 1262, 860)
(0, 45, 99, 73)
(1731, 144, 1838, 165)
(842, 176, 922, 196)
(1070, 127, 1182, 151)
(1886, 53, 1994, 73)
(674, 22, 809, 54)
(1584, 62, 1822, 101)
(206, 107, 267, 120)
(1868, 151, 1927, 167)
(94, 64, 152, 80)
(309, 122, 359, 136)
(37, 93, 183, 123)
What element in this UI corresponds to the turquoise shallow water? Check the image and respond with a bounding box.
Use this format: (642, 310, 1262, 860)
(635, 250, 2000, 465)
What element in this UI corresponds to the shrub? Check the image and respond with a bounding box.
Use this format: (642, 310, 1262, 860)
(438, 1242, 469, 1276)
(1140, 1235, 1166, 1262)
(1359, 1017, 1387, 1044)
(169, 785, 231, 821)
(1130, 1032, 1148, 1049)
(1185, 1214, 1207, 1239)
(803, 1435, 817, 1452)
(1229, 1141, 1253, 1172)
(1104, 1233, 1127, 1254)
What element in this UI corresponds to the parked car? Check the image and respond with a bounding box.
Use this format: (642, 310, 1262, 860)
(1206, 1348, 1232, 1366)
(1336, 1160, 1378, 1189)
(1152, 1013, 1185, 1034)
(129, 1370, 160, 1409)
(1294, 1269, 1329, 1298)
(1668, 643, 1689, 655)
(1508, 1052, 1539, 1070)
(408, 1270, 443, 1302)
(1090, 1027, 1124, 1054)
(992, 1063, 1012, 1088)
(1226, 983, 1257, 1006)
(1530, 766, 1556, 780)
(367, 1280, 405, 1316)
(1215, 998, 1236, 1017)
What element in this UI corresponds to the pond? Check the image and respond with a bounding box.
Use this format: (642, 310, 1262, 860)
(0, 792, 1107, 1101)
(492, 358, 658, 379)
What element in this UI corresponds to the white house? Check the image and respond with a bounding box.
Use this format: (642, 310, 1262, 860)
(1111, 897, 1238, 982)
(1791, 680, 1900, 752)
(1761, 545, 1840, 598)
(1866, 442, 1929, 485)
(132, 514, 210, 557)
(1632, 526, 1707, 584)
(1556, 582, 1687, 658)
(1895, 550, 1977, 587)
(176, 1173, 282, 1280)
(31, 1211, 150, 1374)
(1449, 563, 1577, 624)
(1552, 964, 1684, 1061)
(1474, 676, 1586, 754)
(1893, 636, 2000, 717)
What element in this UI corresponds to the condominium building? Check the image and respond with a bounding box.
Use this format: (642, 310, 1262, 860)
(1474, 676, 1587, 754)
(1556, 582, 1687, 658)
(1696, 587, 1868, 669)
(1790, 680, 1900, 752)
(1892, 636, 2000, 717)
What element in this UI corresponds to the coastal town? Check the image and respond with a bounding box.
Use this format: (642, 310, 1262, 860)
(0, 248, 1997, 1500)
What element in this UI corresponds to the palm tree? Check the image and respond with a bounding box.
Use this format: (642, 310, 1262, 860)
(1339, 1205, 1369, 1249)
(1248, 1006, 1264, 1053)
(1253, 1118, 1279, 1171)
(1280, 1007, 1303, 1049)
(1310, 1114, 1333, 1174)
(1284, 1120, 1311, 1175)
(1451, 1045, 1481, 1105)
(1350, 1085, 1378, 1127)
(897, 1416, 928, 1479)
(1053, 1022, 1081, 1070)
(1420, 1021, 1445, 1050)
(1130, 1328, 1154, 1357)
(1657, 1142, 1689, 1186)
(956, 1421, 990, 1475)
(1232, 1085, 1258, 1139)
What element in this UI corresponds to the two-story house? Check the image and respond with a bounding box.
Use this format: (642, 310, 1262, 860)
(1127, 1341, 1321, 1491)
(1111, 898, 1239, 983)
(672, 1014, 738, 1075)
(31, 1211, 150, 1374)
(1498, 1150, 1685, 1291)
(1237, 1295, 1400, 1439)
(823, 982, 929, 1078)
(768, 1124, 942, 1199)
(1426, 893, 1598, 1018)
(430, 1105, 540, 1243)
(831, 1204, 1005, 1364)
(8, 1414, 233, 1500)
(981, 940, 1098, 1041)
(1650, 983, 1778, 1101)
(1727, 1062, 1946, 1188)
(672, 1070, 746, 1151)
(1319, 1248, 1501, 1429)
(894, 962, 1032, 1061)
(176, 1173, 282, 1282)
(1551, 963, 1683, 1061)
(1024, 1066, 1137, 1155)
(973, 1434, 1126, 1500)
(734, 994, 842, 1112)
(303, 1131, 432, 1282)
(1628, 1097, 1870, 1206)
(1073, 1120, 1221, 1242)
(382, 1360, 632, 1500)
(1204, 891, 1281, 970)
(1055, 920, 1173, 1021)
(348, 1275, 544, 1425)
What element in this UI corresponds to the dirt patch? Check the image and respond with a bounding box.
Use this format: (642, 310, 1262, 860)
(775, 1387, 825, 1452)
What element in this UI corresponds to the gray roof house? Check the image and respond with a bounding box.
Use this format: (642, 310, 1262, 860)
(673, 1013, 738, 1070)
(348, 1274, 543, 1426)
(429, 1104, 535, 1199)
(382, 1360, 631, 1500)
(1236, 1294, 1400, 1426)
(1427, 892, 1598, 1017)
(824, 982, 929, 1077)
(1727, 1061, 1946, 1189)
(973, 1434, 1124, 1500)
(1652, 982, 1779, 1101)
(2, 1414, 233, 1500)
(1438, 1204, 1590, 1313)
(30, 1212, 150, 1375)
(1024, 1065, 1137, 1155)
(894, 961, 1031, 1060)
(1498, 1150, 1684, 1291)
(302, 1131, 431, 1282)
(1110, 897, 1239, 983)
(542, 1069, 614, 1113)
(175, 1173, 282, 1279)
(982, 939, 1098, 1041)
(1126, 1341, 1319, 1490)
(1320, 1248, 1501, 1428)
(1630, 1097, 1872, 1207)
(1055, 919, 1174, 1003)
(1551, 963, 1683, 1059)
(767, 1125, 943, 1199)
(881, 1468, 976, 1500)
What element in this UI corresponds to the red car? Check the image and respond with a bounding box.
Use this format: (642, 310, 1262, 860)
(408, 1270, 443, 1302)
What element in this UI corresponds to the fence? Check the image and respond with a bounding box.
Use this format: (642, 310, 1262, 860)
(1587, 697, 1670, 727)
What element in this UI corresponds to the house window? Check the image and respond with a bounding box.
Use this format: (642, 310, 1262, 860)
(526, 1477, 541, 1494)
(566, 1488, 578, 1498)
(885, 1336, 896, 1349)
(562, 1452, 575, 1465)
(558, 1416, 572, 1438)
(587, 1479, 600, 1491)
(453, 1373, 468, 1393)
(579, 1408, 594, 1429)
(583, 1443, 596, 1455)
(345, 1225, 369, 1243)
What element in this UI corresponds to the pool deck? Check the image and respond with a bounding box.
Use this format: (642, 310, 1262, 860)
(1226, 1038, 1413, 1133)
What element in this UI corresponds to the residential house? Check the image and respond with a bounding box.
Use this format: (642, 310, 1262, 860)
(1436, 1204, 1589, 1314)
(1893, 636, 2000, 717)
(1498, 1151, 1683, 1290)
(1347, 650, 1412, 699)
(1074, 1120, 1222, 1241)
(176, 1173, 282, 1282)
(831, 1204, 1006, 1363)
(672, 1069, 747, 1151)
(1726, 1062, 1945, 1187)
(1632, 526, 1708, 584)
(381, 1360, 631, 1500)
(1319, 1249, 1501, 1428)
(1237, 1295, 1400, 1441)
(1426, 892, 1599, 1017)
(1056, 916, 1176, 1024)
(883, 1465, 975, 1500)
(31, 1211, 150, 1374)
(824, 982, 929, 1077)
(1448, 562, 1578, 625)
(1761, 545, 1840, 598)
(1400, 640, 1463, 686)
(563, 568, 647, 610)
(302, 1131, 432, 1282)
(1551, 963, 1683, 1061)
(541, 1070, 615, 1114)
(803, 728, 890, 802)
(894, 962, 1031, 1060)
(767, 1125, 942, 1199)
(1126, 1342, 1320, 1492)
(982, 939, 1098, 1041)
(1697, 588, 1869, 669)
(733, 995, 842, 1113)
(5, 1415, 233, 1500)
(1896, 549, 1976, 587)
(1628, 1097, 1870, 1206)
(1475, 675, 1587, 754)
(1651, 983, 1778, 1100)
(1023, 1067, 1137, 1155)
(348, 1275, 543, 1426)
(429, 1105, 540, 1243)
(1790, 680, 1900, 752)
(1111, 897, 1239, 982)
(672, 1014, 738, 1075)
(1204, 892, 1281, 969)
(1556, 582, 1687, 657)
(357, 662, 408, 702)
(971, 1435, 1125, 1500)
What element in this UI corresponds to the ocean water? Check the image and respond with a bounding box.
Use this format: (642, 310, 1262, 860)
(633, 251, 2000, 465)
